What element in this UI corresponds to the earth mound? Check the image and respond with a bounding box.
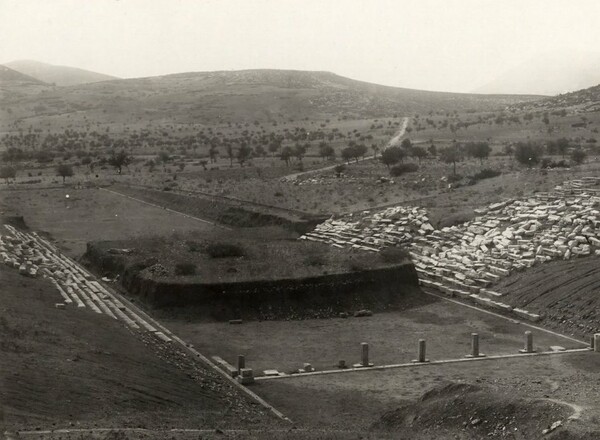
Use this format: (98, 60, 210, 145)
(372, 382, 575, 439)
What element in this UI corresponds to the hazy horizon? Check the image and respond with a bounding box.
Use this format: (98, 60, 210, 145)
(2, 0, 600, 94)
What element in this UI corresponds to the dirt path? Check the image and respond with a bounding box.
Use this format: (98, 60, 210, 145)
(282, 116, 408, 181)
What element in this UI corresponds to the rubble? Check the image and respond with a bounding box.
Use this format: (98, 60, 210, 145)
(300, 177, 600, 322)
(0, 224, 171, 341)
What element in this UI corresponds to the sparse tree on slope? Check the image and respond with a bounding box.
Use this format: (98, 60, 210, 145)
(411, 146, 428, 163)
(439, 144, 463, 176)
(514, 142, 543, 168)
(0, 166, 16, 183)
(108, 150, 132, 174)
(56, 164, 73, 183)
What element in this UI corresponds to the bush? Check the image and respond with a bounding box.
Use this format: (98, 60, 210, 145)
(514, 142, 543, 167)
(334, 164, 347, 176)
(447, 173, 463, 183)
(540, 158, 570, 169)
(174, 262, 196, 276)
(467, 168, 501, 184)
(571, 148, 587, 165)
(206, 242, 246, 258)
(390, 163, 419, 176)
(379, 247, 410, 263)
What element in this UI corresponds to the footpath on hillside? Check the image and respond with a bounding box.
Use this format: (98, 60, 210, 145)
(282, 116, 408, 181)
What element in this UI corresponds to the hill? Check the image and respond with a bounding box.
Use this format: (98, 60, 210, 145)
(6, 59, 118, 86)
(0, 64, 46, 85)
(475, 51, 600, 96)
(0, 69, 544, 130)
(510, 82, 600, 113)
(0, 64, 50, 103)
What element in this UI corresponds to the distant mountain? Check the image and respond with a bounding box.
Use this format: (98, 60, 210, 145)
(0, 69, 544, 129)
(0, 64, 46, 85)
(475, 51, 600, 96)
(0, 64, 50, 103)
(5, 60, 117, 86)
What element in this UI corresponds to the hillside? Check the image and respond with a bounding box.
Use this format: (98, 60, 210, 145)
(511, 83, 600, 113)
(0, 64, 46, 85)
(0, 64, 50, 103)
(0, 69, 544, 130)
(6, 59, 118, 86)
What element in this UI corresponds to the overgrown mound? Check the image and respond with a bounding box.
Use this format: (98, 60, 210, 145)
(82, 230, 420, 319)
(372, 382, 574, 439)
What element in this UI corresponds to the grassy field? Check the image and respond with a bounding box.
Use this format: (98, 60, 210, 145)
(0, 187, 218, 257)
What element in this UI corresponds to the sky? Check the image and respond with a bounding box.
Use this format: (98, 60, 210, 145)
(1, 0, 600, 93)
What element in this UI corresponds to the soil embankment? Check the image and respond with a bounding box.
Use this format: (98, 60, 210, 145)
(0, 266, 275, 432)
(372, 382, 576, 439)
(494, 256, 600, 338)
(110, 183, 327, 234)
(84, 242, 422, 321)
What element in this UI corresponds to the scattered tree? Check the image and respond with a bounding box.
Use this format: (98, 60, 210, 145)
(108, 150, 132, 174)
(280, 146, 293, 166)
(237, 143, 253, 166)
(556, 137, 570, 158)
(380, 146, 405, 169)
(465, 142, 491, 164)
(411, 146, 428, 163)
(56, 164, 73, 183)
(439, 145, 463, 176)
(0, 166, 16, 183)
(571, 147, 586, 165)
(514, 142, 543, 168)
(318, 142, 335, 161)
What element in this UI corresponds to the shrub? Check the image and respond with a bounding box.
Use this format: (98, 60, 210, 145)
(334, 164, 347, 176)
(379, 247, 410, 263)
(206, 242, 246, 258)
(390, 163, 419, 176)
(472, 168, 501, 180)
(571, 148, 587, 165)
(514, 142, 543, 167)
(540, 158, 570, 169)
(467, 168, 501, 185)
(174, 262, 197, 276)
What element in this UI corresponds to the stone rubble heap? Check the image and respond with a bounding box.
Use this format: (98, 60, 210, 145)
(300, 177, 600, 322)
(301, 206, 434, 252)
(0, 224, 172, 342)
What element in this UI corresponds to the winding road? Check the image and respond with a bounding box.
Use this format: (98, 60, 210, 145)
(283, 116, 409, 181)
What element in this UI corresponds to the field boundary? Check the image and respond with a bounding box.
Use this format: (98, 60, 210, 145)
(119, 182, 316, 219)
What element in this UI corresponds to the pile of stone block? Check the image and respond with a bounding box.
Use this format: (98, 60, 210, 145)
(300, 206, 434, 252)
(0, 224, 169, 341)
(301, 177, 600, 322)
